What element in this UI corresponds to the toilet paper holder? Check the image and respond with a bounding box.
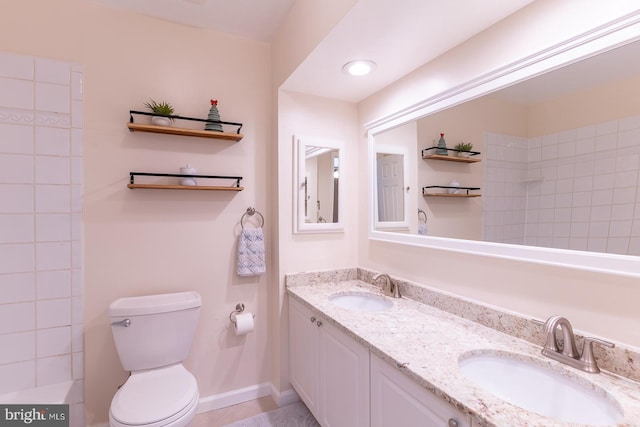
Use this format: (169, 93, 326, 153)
(229, 303, 255, 324)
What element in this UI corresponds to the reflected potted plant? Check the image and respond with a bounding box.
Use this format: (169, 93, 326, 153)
(145, 99, 175, 126)
(454, 142, 473, 158)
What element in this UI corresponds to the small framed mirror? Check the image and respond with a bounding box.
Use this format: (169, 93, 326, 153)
(293, 135, 345, 233)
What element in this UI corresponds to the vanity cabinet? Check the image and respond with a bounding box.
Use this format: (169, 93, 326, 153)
(370, 353, 471, 427)
(288, 298, 370, 427)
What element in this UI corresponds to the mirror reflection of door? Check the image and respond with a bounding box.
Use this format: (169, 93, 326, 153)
(305, 146, 339, 224)
(376, 153, 405, 222)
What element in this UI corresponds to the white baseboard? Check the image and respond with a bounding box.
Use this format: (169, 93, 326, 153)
(196, 382, 272, 414)
(196, 383, 301, 414)
(270, 384, 300, 407)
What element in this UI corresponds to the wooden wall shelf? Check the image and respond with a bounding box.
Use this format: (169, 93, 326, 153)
(127, 123, 244, 142)
(423, 185, 481, 198)
(127, 184, 244, 191)
(421, 147, 480, 163)
(423, 192, 481, 198)
(128, 172, 243, 191)
(422, 153, 480, 163)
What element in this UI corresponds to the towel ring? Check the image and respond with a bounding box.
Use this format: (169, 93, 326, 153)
(418, 209, 427, 224)
(241, 207, 264, 230)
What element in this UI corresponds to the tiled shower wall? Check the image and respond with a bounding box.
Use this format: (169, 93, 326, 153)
(0, 52, 83, 424)
(483, 115, 640, 256)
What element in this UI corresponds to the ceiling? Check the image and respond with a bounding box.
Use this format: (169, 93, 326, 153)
(95, 0, 535, 102)
(93, 0, 296, 42)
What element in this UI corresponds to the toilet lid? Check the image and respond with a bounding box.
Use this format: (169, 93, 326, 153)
(110, 365, 198, 426)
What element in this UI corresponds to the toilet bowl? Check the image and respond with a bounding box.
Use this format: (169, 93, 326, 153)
(108, 291, 202, 427)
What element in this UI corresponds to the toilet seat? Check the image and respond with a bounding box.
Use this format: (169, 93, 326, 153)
(109, 364, 199, 427)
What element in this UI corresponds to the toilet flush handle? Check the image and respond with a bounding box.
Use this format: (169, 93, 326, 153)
(111, 319, 131, 327)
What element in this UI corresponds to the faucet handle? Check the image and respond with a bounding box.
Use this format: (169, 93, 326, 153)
(580, 337, 615, 373)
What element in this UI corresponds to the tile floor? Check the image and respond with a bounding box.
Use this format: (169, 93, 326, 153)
(192, 396, 279, 427)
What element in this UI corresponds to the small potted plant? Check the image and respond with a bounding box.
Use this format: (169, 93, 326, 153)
(454, 142, 473, 158)
(145, 99, 175, 126)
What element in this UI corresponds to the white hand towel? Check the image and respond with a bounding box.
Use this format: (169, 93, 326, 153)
(237, 227, 266, 276)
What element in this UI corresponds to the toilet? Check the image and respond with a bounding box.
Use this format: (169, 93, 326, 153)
(108, 291, 202, 427)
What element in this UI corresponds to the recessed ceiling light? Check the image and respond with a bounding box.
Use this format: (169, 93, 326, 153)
(342, 60, 376, 76)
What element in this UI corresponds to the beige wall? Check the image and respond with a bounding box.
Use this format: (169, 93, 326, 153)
(527, 74, 640, 137)
(274, 90, 358, 390)
(1, 1, 271, 424)
(358, 0, 640, 348)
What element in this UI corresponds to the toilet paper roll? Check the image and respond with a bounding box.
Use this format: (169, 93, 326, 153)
(233, 312, 254, 336)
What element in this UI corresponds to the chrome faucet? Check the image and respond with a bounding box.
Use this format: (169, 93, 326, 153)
(541, 316, 614, 373)
(372, 273, 401, 298)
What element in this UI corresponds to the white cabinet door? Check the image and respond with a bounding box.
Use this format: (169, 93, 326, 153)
(289, 298, 320, 418)
(370, 353, 471, 427)
(319, 318, 370, 427)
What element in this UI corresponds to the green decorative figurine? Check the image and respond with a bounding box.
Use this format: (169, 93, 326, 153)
(205, 99, 223, 132)
(436, 132, 448, 155)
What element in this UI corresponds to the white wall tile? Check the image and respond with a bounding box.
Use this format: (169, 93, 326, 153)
(71, 241, 82, 269)
(72, 296, 83, 325)
(71, 185, 82, 212)
(618, 114, 640, 131)
(71, 157, 82, 184)
(71, 269, 82, 297)
(591, 205, 612, 222)
(71, 213, 82, 241)
(71, 324, 83, 354)
(0, 360, 35, 394)
(596, 120, 618, 135)
(0, 124, 33, 154)
(37, 326, 71, 357)
(70, 129, 83, 156)
(0, 184, 33, 213)
(607, 237, 630, 254)
(589, 221, 610, 237)
(0, 78, 33, 110)
(72, 352, 83, 380)
(35, 83, 70, 114)
(35, 185, 70, 213)
(595, 133, 617, 151)
(35, 127, 70, 156)
(0, 214, 34, 244)
(572, 206, 591, 222)
(611, 203, 635, 221)
(0, 53, 33, 80)
(35, 156, 70, 184)
(576, 124, 596, 139)
(617, 128, 640, 148)
(71, 73, 83, 101)
(587, 237, 608, 252)
(609, 220, 632, 237)
(612, 188, 636, 205)
(0, 331, 35, 364)
(0, 243, 34, 274)
(71, 100, 82, 129)
(594, 157, 615, 175)
(575, 137, 595, 155)
(37, 270, 71, 300)
(0, 272, 35, 304)
(36, 354, 71, 386)
(0, 154, 33, 183)
(571, 222, 590, 238)
(36, 242, 71, 271)
(35, 59, 70, 85)
(36, 298, 71, 328)
(0, 302, 35, 334)
(35, 213, 71, 242)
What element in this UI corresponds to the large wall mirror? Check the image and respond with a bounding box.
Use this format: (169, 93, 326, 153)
(294, 135, 345, 233)
(367, 26, 640, 276)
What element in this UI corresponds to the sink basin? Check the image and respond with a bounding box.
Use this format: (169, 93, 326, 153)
(458, 351, 623, 425)
(328, 292, 393, 312)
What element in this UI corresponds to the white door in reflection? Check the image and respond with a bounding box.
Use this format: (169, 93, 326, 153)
(377, 153, 405, 222)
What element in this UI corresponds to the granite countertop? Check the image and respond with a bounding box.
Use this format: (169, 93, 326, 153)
(287, 279, 640, 427)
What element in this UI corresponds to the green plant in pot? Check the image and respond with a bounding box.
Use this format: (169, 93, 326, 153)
(145, 99, 175, 126)
(454, 142, 473, 157)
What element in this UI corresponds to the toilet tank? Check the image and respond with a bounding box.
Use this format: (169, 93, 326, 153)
(109, 291, 201, 372)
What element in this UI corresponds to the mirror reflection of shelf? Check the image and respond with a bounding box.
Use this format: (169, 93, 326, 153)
(421, 147, 481, 163)
(422, 185, 481, 198)
(127, 172, 244, 191)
